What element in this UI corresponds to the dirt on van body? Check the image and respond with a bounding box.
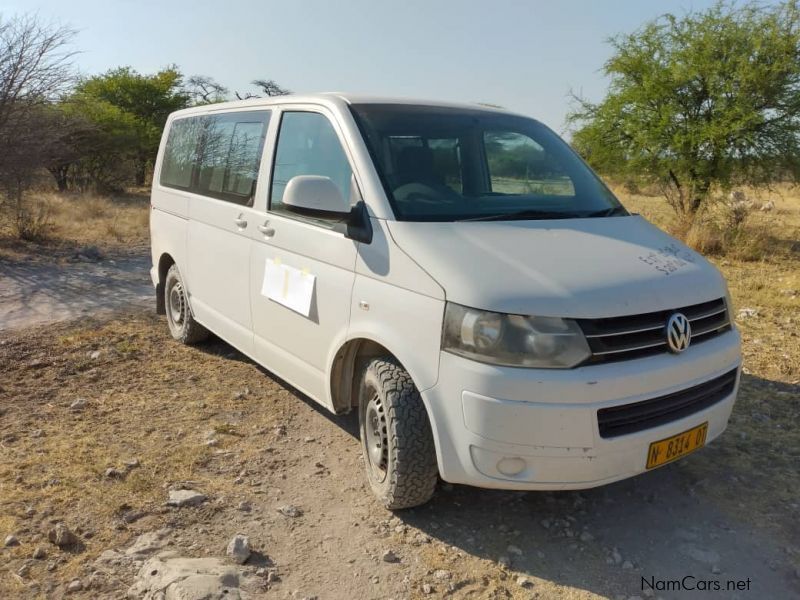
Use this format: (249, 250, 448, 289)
(0, 309, 798, 600)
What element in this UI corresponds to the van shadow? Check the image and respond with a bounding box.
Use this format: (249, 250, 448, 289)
(196, 333, 800, 598)
(197, 334, 360, 438)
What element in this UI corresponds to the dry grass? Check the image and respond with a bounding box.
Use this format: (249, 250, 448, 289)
(0, 190, 150, 259)
(613, 182, 800, 261)
(42, 191, 149, 245)
(0, 315, 290, 594)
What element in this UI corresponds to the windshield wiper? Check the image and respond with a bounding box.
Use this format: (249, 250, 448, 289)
(458, 206, 629, 222)
(582, 206, 628, 217)
(458, 209, 579, 222)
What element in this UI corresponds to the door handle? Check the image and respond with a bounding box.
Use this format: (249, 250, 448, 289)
(258, 221, 275, 238)
(234, 214, 248, 229)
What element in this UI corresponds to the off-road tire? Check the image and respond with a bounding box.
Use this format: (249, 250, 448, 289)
(358, 358, 438, 509)
(164, 264, 209, 345)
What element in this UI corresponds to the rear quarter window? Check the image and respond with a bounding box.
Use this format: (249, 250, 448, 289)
(160, 117, 202, 189)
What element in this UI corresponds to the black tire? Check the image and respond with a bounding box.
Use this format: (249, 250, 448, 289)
(358, 358, 438, 509)
(164, 264, 209, 345)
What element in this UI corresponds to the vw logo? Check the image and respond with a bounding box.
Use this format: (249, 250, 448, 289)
(666, 313, 691, 353)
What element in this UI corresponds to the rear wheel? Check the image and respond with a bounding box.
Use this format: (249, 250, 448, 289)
(358, 358, 438, 509)
(164, 264, 209, 344)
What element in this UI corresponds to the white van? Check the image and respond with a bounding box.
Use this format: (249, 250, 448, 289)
(150, 94, 741, 509)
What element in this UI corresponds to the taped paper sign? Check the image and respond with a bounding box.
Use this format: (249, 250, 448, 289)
(261, 259, 315, 317)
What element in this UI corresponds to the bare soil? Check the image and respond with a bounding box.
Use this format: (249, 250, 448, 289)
(0, 247, 152, 331)
(0, 308, 798, 599)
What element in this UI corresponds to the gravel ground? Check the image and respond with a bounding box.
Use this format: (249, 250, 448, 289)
(1, 310, 798, 600)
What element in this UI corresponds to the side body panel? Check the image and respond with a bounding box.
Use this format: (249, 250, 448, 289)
(187, 196, 255, 355)
(348, 216, 445, 403)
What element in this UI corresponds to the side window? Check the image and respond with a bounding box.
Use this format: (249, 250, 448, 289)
(484, 131, 575, 197)
(196, 112, 270, 205)
(160, 117, 202, 189)
(270, 112, 352, 224)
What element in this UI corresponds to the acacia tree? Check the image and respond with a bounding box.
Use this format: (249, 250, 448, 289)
(568, 1, 800, 217)
(53, 94, 140, 192)
(185, 75, 228, 105)
(76, 67, 190, 185)
(235, 78, 290, 100)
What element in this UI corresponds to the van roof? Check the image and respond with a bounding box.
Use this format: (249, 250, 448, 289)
(169, 92, 518, 118)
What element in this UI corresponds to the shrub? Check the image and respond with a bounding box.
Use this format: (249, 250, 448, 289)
(9, 195, 53, 240)
(680, 214, 772, 261)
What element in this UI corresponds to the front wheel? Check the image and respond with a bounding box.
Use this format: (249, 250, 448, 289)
(358, 358, 438, 509)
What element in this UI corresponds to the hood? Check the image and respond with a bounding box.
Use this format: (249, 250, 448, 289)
(386, 216, 726, 318)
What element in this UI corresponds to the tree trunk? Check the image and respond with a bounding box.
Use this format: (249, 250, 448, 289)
(134, 161, 146, 186)
(48, 165, 70, 192)
(134, 151, 149, 186)
(687, 179, 712, 215)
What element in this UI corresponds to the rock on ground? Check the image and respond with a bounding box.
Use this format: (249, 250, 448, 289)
(277, 504, 302, 518)
(127, 552, 252, 600)
(166, 489, 207, 507)
(125, 529, 172, 557)
(226, 534, 251, 565)
(48, 523, 77, 548)
(381, 549, 400, 563)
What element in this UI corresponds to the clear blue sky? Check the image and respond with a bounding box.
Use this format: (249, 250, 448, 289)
(0, 0, 768, 130)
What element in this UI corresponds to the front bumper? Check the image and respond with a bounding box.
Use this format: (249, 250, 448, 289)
(421, 328, 741, 490)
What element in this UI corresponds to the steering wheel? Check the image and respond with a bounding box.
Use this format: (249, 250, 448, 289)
(393, 182, 459, 205)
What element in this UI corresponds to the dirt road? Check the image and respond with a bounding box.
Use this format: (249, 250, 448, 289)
(0, 256, 798, 599)
(0, 249, 152, 331)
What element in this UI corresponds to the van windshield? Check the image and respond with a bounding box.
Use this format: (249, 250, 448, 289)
(350, 104, 626, 222)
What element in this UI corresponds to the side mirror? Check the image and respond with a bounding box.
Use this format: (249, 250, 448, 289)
(283, 175, 351, 217)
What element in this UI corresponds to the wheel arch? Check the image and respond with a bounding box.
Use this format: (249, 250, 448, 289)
(329, 337, 392, 414)
(328, 335, 438, 417)
(155, 253, 176, 315)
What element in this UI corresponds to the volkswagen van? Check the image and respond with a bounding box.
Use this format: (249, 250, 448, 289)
(150, 94, 741, 508)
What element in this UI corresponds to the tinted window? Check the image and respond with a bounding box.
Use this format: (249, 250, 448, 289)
(196, 112, 270, 205)
(270, 112, 352, 221)
(160, 117, 202, 189)
(351, 104, 624, 222)
(160, 111, 270, 205)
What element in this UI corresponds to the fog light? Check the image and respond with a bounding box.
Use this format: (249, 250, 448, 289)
(496, 457, 526, 476)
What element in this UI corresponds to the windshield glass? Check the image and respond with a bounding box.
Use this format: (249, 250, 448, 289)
(350, 104, 626, 222)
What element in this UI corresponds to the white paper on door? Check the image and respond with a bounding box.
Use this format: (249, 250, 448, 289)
(261, 259, 316, 317)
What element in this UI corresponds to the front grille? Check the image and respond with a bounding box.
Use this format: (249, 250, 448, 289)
(576, 298, 731, 364)
(597, 368, 738, 438)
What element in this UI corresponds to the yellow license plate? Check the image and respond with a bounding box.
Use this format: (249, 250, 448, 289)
(646, 422, 708, 469)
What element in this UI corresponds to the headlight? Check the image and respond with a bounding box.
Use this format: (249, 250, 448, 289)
(442, 302, 591, 368)
(724, 288, 736, 327)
